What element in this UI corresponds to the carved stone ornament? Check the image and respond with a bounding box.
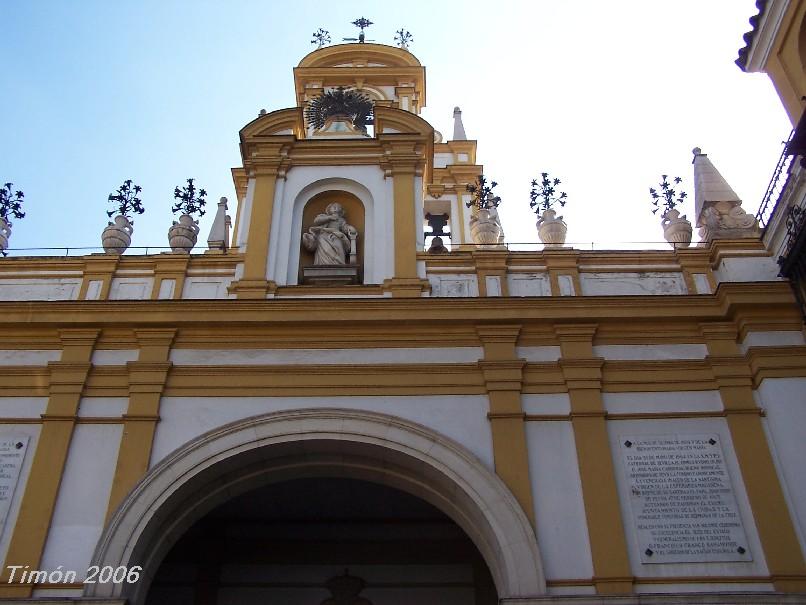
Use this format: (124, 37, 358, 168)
(0, 217, 11, 254)
(536, 208, 567, 246)
(102, 215, 134, 255)
(168, 214, 200, 253)
(470, 207, 503, 246)
(661, 208, 693, 248)
(698, 201, 759, 241)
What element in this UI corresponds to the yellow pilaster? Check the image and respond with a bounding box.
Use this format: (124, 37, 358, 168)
(382, 143, 430, 297)
(151, 255, 190, 300)
(544, 249, 581, 296)
(0, 329, 99, 597)
(229, 164, 281, 299)
(556, 324, 633, 594)
(105, 329, 175, 520)
(702, 322, 806, 592)
(473, 249, 509, 297)
(477, 325, 535, 525)
(78, 255, 119, 300)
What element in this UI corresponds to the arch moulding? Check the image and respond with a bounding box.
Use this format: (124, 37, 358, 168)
(86, 408, 546, 604)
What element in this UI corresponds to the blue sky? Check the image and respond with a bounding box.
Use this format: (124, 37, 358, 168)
(2, 1, 792, 252)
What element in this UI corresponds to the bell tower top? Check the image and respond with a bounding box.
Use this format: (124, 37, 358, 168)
(294, 43, 426, 114)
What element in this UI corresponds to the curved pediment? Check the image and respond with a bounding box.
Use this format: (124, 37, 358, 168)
(298, 43, 422, 68)
(240, 107, 304, 139)
(374, 105, 434, 137)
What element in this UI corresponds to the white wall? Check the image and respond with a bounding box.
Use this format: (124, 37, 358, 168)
(580, 273, 687, 296)
(0, 279, 81, 301)
(150, 396, 493, 472)
(39, 424, 122, 579)
(525, 421, 593, 581)
(756, 377, 806, 558)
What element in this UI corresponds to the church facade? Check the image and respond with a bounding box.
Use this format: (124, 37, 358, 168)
(0, 11, 806, 604)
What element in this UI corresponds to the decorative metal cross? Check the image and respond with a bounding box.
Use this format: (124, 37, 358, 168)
(343, 17, 374, 43)
(394, 28, 413, 50)
(311, 28, 331, 48)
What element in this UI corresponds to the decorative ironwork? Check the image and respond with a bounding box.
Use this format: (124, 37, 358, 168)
(305, 87, 374, 132)
(529, 172, 567, 214)
(755, 130, 795, 227)
(466, 175, 501, 211)
(783, 205, 806, 258)
(779, 203, 806, 322)
(172, 178, 207, 217)
(107, 179, 144, 219)
(0, 183, 25, 225)
(343, 17, 374, 43)
(394, 28, 413, 50)
(649, 175, 687, 215)
(311, 28, 331, 48)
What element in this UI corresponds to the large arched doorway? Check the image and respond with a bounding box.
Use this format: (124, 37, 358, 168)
(146, 477, 498, 604)
(87, 409, 545, 604)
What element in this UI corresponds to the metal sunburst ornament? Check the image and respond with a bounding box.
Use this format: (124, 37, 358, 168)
(311, 28, 331, 48)
(343, 17, 374, 43)
(394, 28, 413, 50)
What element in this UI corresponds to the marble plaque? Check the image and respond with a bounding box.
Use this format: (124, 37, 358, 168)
(0, 435, 29, 536)
(620, 434, 752, 564)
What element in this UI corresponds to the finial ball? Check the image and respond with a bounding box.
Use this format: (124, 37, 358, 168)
(692, 147, 702, 156)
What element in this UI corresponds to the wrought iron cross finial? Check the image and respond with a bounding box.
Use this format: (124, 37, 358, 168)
(346, 17, 373, 43)
(311, 28, 331, 48)
(394, 28, 413, 50)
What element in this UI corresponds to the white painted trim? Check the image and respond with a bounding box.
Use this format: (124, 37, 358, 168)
(593, 344, 707, 361)
(91, 350, 139, 366)
(516, 346, 562, 362)
(745, 0, 792, 72)
(169, 347, 483, 365)
(0, 350, 60, 366)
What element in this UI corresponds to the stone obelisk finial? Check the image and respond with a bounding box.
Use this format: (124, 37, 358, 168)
(452, 106, 467, 141)
(692, 147, 758, 242)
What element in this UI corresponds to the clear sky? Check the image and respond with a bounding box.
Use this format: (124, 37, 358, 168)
(2, 0, 792, 253)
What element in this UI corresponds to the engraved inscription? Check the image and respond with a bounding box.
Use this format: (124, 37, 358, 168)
(621, 434, 752, 564)
(0, 435, 29, 536)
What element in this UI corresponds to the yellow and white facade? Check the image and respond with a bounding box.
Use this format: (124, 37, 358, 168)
(0, 40, 806, 605)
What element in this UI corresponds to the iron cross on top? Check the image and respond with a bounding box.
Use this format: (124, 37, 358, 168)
(345, 17, 373, 43)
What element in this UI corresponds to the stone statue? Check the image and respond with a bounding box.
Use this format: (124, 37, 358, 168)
(302, 202, 358, 265)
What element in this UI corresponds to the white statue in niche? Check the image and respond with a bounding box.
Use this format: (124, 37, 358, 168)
(302, 202, 358, 265)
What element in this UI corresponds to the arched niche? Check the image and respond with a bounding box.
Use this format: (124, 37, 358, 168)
(282, 176, 391, 286)
(86, 409, 546, 605)
(299, 190, 366, 283)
